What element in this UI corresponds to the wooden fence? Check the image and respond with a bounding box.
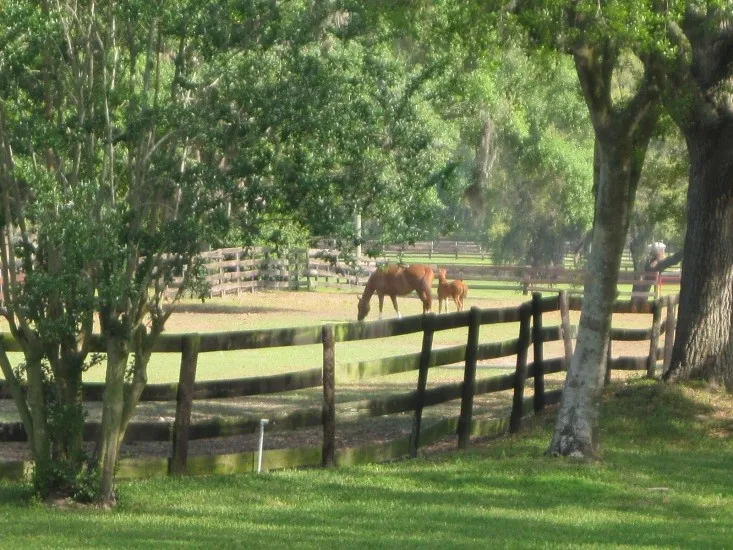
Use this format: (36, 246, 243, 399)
(378, 240, 486, 260)
(187, 247, 679, 299)
(2, 246, 677, 301)
(373, 239, 635, 267)
(0, 292, 679, 481)
(186, 247, 373, 296)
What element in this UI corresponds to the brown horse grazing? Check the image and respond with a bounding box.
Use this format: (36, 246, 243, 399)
(357, 264, 434, 321)
(437, 268, 468, 313)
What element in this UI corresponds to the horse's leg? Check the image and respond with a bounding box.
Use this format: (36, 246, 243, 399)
(424, 287, 432, 313)
(378, 294, 385, 320)
(390, 295, 402, 318)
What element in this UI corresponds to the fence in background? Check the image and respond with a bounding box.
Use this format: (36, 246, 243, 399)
(0, 292, 679, 481)
(183, 247, 679, 299)
(1, 245, 679, 301)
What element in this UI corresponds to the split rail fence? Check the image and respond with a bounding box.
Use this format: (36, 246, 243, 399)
(184, 247, 679, 299)
(371, 239, 635, 267)
(0, 292, 679, 481)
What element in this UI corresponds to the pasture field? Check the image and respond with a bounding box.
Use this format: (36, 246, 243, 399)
(0, 379, 730, 548)
(0, 288, 659, 462)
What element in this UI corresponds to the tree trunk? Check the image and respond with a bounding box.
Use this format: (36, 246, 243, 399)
(546, 35, 661, 457)
(57, 365, 85, 472)
(631, 250, 683, 307)
(96, 337, 130, 504)
(24, 354, 51, 464)
(547, 147, 638, 457)
(664, 125, 733, 390)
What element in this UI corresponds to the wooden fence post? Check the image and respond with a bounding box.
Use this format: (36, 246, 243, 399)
(663, 297, 677, 372)
(235, 250, 241, 296)
(521, 272, 529, 295)
(217, 253, 224, 297)
(531, 293, 545, 413)
(410, 314, 435, 458)
(509, 304, 531, 433)
(559, 291, 573, 370)
(457, 307, 480, 449)
(605, 336, 613, 385)
(322, 325, 336, 467)
(251, 260, 256, 293)
(170, 333, 200, 475)
(647, 298, 662, 378)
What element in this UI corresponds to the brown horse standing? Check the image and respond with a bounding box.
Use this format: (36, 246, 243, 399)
(437, 268, 468, 313)
(357, 264, 434, 321)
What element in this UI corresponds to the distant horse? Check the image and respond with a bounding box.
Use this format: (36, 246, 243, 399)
(437, 268, 468, 313)
(357, 264, 434, 321)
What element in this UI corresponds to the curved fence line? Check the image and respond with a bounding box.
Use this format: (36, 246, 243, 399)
(0, 293, 680, 480)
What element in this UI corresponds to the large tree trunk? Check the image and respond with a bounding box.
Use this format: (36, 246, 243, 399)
(547, 147, 639, 457)
(664, 125, 733, 390)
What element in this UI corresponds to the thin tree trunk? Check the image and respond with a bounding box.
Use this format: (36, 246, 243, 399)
(547, 39, 660, 457)
(548, 150, 638, 457)
(664, 125, 733, 390)
(96, 337, 130, 503)
(631, 250, 683, 307)
(59, 360, 85, 471)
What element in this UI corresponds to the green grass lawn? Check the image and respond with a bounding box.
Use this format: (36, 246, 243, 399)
(0, 379, 730, 549)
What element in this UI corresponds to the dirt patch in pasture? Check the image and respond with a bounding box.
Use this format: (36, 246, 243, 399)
(0, 289, 657, 463)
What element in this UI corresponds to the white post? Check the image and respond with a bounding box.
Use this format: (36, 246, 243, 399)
(257, 418, 270, 473)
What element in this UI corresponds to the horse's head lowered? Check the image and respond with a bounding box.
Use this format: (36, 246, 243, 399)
(357, 295, 370, 321)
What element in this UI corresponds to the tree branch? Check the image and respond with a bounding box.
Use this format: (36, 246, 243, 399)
(573, 42, 613, 133)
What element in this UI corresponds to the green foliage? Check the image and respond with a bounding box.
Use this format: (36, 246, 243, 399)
(203, 3, 461, 249)
(629, 119, 688, 266)
(0, 0, 239, 500)
(450, 47, 595, 265)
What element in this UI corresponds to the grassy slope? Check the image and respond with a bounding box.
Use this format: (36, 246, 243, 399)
(0, 379, 730, 549)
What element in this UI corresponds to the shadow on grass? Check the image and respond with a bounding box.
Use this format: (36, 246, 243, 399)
(598, 378, 733, 494)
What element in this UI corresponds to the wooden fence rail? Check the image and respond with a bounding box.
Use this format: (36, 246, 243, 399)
(2, 246, 679, 302)
(167, 247, 681, 299)
(0, 292, 679, 480)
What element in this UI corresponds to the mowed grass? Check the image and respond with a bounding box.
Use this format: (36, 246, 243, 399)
(0, 379, 730, 549)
